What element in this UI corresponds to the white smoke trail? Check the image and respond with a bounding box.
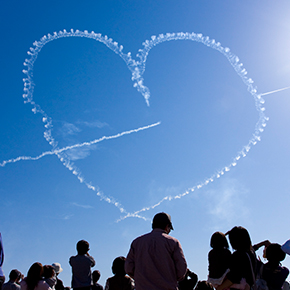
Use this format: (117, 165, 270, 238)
(260, 86, 290, 96)
(18, 30, 269, 220)
(0, 122, 160, 167)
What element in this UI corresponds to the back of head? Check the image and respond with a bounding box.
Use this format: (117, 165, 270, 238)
(210, 232, 229, 249)
(266, 243, 286, 264)
(76, 240, 89, 255)
(112, 256, 126, 276)
(92, 270, 101, 283)
(26, 262, 43, 290)
(152, 212, 174, 230)
(228, 226, 252, 251)
(43, 265, 55, 279)
(9, 270, 21, 282)
(195, 281, 214, 290)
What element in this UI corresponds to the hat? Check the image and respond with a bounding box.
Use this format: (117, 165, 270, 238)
(152, 212, 174, 230)
(52, 263, 63, 274)
(281, 240, 290, 255)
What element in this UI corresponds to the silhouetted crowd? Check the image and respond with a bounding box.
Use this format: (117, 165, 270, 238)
(0, 212, 289, 290)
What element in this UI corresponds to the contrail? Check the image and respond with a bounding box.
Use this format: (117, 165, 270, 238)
(260, 86, 290, 96)
(20, 30, 271, 220)
(0, 121, 161, 167)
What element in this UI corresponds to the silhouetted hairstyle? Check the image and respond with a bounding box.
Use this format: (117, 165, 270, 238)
(228, 226, 252, 251)
(210, 232, 229, 249)
(43, 265, 55, 279)
(9, 270, 21, 282)
(76, 240, 90, 255)
(266, 243, 286, 264)
(92, 270, 101, 283)
(25, 262, 43, 290)
(112, 256, 126, 276)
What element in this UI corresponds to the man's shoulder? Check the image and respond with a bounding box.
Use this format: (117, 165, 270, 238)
(132, 229, 181, 245)
(69, 255, 76, 261)
(131, 231, 152, 243)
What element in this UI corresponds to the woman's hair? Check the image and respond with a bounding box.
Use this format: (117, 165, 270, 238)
(266, 243, 286, 264)
(76, 240, 90, 255)
(112, 256, 126, 276)
(228, 226, 252, 251)
(43, 265, 55, 279)
(210, 232, 229, 249)
(26, 262, 43, 290)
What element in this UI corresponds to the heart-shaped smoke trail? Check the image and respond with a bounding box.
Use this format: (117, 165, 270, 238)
(2, 30, 268, 220)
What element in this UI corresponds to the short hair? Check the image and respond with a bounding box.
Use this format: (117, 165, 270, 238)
(43, 265, 55, 279)
(195, 281, 214, 290)
(76, 240, 90, 255)
(210, 232, 229, 249)
(9, 270, 21, 281)
(92, 270, 101, 283)
(266, 243, 286, 263)
(112, 256, 126, 276)
(228, 226, 252, 251)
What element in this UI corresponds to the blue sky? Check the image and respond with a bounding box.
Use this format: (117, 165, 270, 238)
(1, 0, 290, 287)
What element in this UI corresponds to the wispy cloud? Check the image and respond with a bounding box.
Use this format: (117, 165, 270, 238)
(65, 145, 96, 161)
(204, 178, 249, 229)
(71, 202, 94, 209)
(77, 120, 109, 129)
(63, 214, 73, 220)
(59, 122, 81, 137)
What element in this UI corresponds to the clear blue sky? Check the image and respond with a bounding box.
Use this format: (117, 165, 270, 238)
(1, 0, 290, 287)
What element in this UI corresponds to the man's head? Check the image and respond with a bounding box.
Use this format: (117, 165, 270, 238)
(152, 212, 174, 232)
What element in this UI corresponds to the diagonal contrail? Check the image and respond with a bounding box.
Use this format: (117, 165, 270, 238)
(260, 86, 290, 96)
(0, 121, 161, 167)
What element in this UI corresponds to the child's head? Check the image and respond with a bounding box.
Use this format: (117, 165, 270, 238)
(112, 256, 126, 276)
(43, 265, 55, 279)
(92, 270, 101, 283)
(195, 281, 214, 290)
(266, 243, 286, 264)
(210, 232, 229, 250)
(9, 269, 22, 283)
(228, 226, 252, 251)
(76, 240, 90, 255)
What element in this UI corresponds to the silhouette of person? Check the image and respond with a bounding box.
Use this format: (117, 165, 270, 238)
(125, 212, 187, 290)
(105, 257, 134, 290)
(69, 240, 95, 290)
